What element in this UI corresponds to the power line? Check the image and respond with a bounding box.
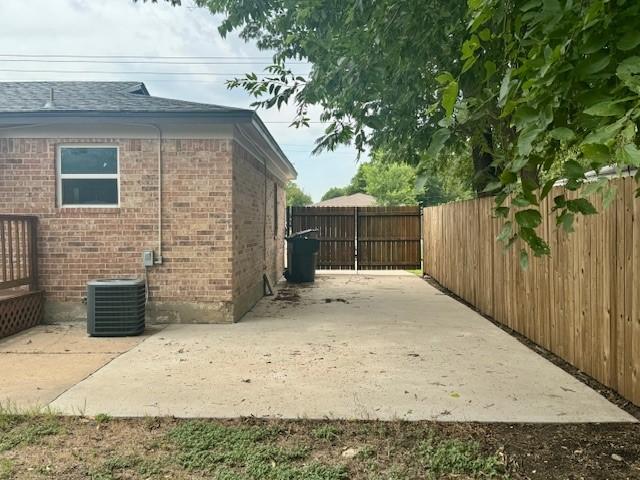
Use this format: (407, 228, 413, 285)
(0, 58, 309, 66)
(0, 76, 257, 84)
(0, 68, 310, 76)
(280, 143, 326, 146)
(284, 151, 357, 154)
(0, 53, 290, 60)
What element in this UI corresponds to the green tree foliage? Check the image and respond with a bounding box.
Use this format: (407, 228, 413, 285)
(320, 187, 349, 201)
(416, 175, 455, 207)
(346, 166, 367, 195)
(361, 159, 417, 206)
(432, 0, 640, 263)
(285, 181, 312, 206)
(176, 0, 469, 161)
(417, 145, 475, 204)
(322, 152, 465, 206)
(324, 151, 470, 206)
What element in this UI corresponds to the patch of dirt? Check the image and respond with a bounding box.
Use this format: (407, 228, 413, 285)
(273, 288, 300, 303)
(324, 298, 349, 304)
(421, 274, 640, 421)
(1, 417, 639, 479)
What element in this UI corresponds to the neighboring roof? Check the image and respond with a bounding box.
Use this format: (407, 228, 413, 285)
(0, 81, 248, 114)
(0, 81, 296, 180)
(314, 193, 377, 207)
(554, 164, 637, 187)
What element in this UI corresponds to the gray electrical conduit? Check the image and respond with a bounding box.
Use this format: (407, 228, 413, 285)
(118, 122, 164, 307)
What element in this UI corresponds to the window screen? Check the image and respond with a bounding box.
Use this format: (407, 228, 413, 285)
(59, 147, 119, 206)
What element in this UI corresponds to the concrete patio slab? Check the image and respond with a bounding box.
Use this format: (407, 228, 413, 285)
(48, 275, 635, 422)
(0, 324, 156, 409)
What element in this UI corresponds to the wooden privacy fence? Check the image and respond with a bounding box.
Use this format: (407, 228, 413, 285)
(423, 176, 640, 406)
(0, 215, 43, 339)
(289, 206, 422, 270)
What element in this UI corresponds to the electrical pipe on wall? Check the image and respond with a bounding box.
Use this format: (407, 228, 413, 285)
(116, 121, 164, 265)
(149, 123, 163, 265)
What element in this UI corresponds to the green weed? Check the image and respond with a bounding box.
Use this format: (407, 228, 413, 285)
(0, 414, 61, 452)
(90, 454, 167, 480)
(377, 465, 410, 480)
(168, 421, 348, 479)
(418, 433, 505, 479)
(0, 459, 13, 480)
(405, 269, 423, 277)
(94, 413, 112, 424)
(355, 445, 376, 460)
(312, 424, 342, 441)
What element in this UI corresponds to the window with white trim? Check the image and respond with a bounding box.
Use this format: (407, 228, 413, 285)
(58, 146, 119, 207)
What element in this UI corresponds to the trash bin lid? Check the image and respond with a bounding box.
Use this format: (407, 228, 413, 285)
(286, 228, 319, 240)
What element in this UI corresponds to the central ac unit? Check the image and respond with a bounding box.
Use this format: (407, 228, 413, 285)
(87, 278, 146, 337)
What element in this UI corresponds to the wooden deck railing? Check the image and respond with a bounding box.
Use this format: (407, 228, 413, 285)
(0, 214, 42, 339)
(0, 215, 39, 292)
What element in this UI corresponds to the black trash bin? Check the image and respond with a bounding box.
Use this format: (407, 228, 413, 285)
(285, 229, 320, 283)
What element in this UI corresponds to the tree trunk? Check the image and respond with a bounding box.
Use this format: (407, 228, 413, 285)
(472, 129, 499, 195)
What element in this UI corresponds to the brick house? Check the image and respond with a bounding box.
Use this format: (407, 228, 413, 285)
(0, 82, 296, 323)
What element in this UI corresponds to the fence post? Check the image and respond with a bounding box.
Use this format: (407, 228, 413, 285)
(354, 207, 359, 272)
(29, 217, 39, 291)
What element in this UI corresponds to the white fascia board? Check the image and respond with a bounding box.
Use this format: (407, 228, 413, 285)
(0, 116, 235, 139)
(232, 124, 296, 184)
(249, 116, 297, 180)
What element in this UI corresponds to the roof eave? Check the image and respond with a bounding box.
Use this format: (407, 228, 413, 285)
(248, 112, 297, 180)
(0, 109, 297, 180)
(0, 110, 255, 120)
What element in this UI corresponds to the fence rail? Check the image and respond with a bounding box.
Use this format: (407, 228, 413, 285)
(423, 176, 640, 406)
(0, 215, 39, 291)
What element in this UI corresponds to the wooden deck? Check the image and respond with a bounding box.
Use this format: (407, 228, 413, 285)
(0, 215, 43, 339)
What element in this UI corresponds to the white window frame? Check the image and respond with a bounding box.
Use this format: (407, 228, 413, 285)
(57, 145, 120, 208)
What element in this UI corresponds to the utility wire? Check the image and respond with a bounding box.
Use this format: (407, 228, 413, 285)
(0, 58, 308, 65)
(0, 77, 281, 85)
(0, 68, 310, 76)
(0, 53, 290, 60)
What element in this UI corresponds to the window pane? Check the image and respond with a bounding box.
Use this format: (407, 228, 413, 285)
(61, 179, 118, 205)
(61, 148, 117, 174)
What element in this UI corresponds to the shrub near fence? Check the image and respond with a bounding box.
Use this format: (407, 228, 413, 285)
(423, 177, 640, 406)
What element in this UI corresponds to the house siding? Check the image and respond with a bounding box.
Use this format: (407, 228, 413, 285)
(0, 137, 235, 323)
(231, 141, 286, 320)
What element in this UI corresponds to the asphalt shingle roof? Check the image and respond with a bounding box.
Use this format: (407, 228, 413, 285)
(0, 81, 250, 114)
(314, 193, 378, 207)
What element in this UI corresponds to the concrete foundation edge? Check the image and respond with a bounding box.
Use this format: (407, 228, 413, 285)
(44, 300, 234, 324)
(232, 281, 265, 322)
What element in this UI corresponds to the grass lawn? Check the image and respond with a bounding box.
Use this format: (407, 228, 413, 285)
(405, 269, 423, 276)
(0, 412, 638, 479)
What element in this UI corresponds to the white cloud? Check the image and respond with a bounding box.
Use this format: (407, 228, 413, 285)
(0, 0, 367, 200)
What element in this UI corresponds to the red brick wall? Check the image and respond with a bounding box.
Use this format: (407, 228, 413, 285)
(0, 138, 234, 322)
(231, 141, 286, 319)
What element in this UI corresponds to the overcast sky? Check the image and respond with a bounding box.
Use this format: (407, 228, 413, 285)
(0, 0, 367, 201)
